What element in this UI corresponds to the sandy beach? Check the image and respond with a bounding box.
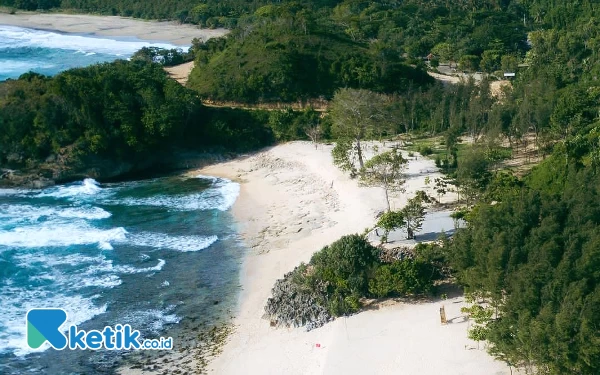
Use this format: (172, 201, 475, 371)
(198, 141, 517, 375)
(164, 61, 195, 85)
(0, 12, 228, 45)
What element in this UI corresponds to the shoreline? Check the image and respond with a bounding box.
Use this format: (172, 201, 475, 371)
(0, 12, 228, 46)
(196, 141, 517, 374)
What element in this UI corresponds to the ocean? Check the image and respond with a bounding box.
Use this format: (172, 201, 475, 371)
(0, 25, 183, 81)
(0, 176, 244, 374)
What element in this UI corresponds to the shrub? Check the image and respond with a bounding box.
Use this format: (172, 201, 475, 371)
(368, 259, 434, 298)
(309, 234, 380, 298)
(435, 155, 442, 167)
(266, 234, 437, 329)
(418, 145, 433, 156)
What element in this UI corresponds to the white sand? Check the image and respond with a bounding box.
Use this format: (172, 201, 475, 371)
(164, 61, 194, 85)
(198, 141, 516, 375)
(0, 12, 228, 45)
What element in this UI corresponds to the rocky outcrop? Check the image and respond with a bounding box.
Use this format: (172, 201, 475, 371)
(0, 169, 55, 189)
(379, 246, 415, 263)
(264, 268, 332, 331)
(0, 148, 235, 188)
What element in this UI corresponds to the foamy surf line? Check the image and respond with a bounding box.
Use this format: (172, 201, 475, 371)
(113, 176, 240, 211)
(0, 204, 111, 222)
(127, 233, 218, 252)
(0, 221, 218, 252)
(0, 25, 186, 55)
(14, 252, 165, 275)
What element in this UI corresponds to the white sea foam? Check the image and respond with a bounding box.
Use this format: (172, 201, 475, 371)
(116, 176, 239, 211)
(114, 259, 166, 274)
(0, 204, 111, 223)
(0, 188, 23, 196)
(0, 290, 106, 356)
(0, 223, 127, 249)
(127, 233, 218, 252)
(98, 242, 114, 250)
(15, 252, 165, 276)
(37, 178, 103, 198)
(80, 274, 122, 288)
(195, 174, 219, 183)
(14, 252, 103, 267)
(121, 306, 180, 336)
(1, 213, 217, 253)
(57, 206, 111, 219)
(0, 25, 185, 56)
(208, 176, 240, 211)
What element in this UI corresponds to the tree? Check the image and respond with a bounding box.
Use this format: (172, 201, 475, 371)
(368, 259, 434, 298)
(458, 55, 480, 71)
(376, 210, 405, 244)
(434, 177, 450, 202)
(456, 147, 491, 205)
(305, 123, 322, 149)
(501, 54, 519, 72)
(468, 325, 489, 350)
(431, 42, 455, 63)
(360, 149, 407, 211)
(402, 192, 428, 239)
(480, 49, 502, 73)
(330, 88, 392, 171)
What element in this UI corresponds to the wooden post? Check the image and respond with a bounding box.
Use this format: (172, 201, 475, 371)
(440, 305, 447, 325)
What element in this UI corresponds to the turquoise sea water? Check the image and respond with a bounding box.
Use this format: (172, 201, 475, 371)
(0, 25, 184, 80)
(0, 176, 244, 374)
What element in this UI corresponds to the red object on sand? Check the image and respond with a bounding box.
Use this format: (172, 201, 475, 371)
(316, 343, 321, 348)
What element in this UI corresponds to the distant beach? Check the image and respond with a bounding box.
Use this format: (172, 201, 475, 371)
(0, 12, 228, 81)
(0, 12, 228, 45)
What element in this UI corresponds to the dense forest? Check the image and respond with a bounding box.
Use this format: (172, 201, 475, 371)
(187, 17, 432, 102)
(0, 59, 330, 182)
(0, 61, 298, 181)
(445, 128, 600, 374)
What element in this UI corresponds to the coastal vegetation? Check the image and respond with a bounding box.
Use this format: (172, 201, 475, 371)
(187, 17, 432, 103)
(360, 149, 407, 211)
(0, 62, 198, 168)
(0, 61, 278, 182)
(2, 0, 600, 372)
(264, 234, 439, 330)
(445, 131, 600, 374)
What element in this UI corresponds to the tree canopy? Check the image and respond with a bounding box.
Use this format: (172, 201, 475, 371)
(446, 130, 600, 374)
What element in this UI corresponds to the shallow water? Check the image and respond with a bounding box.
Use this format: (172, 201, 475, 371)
(0, 176, 244, 374)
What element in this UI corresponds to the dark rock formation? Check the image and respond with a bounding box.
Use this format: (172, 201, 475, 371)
(264, 268, 332, 331)
(378, 246, 415, 263)
(0, 149, 235, 189)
